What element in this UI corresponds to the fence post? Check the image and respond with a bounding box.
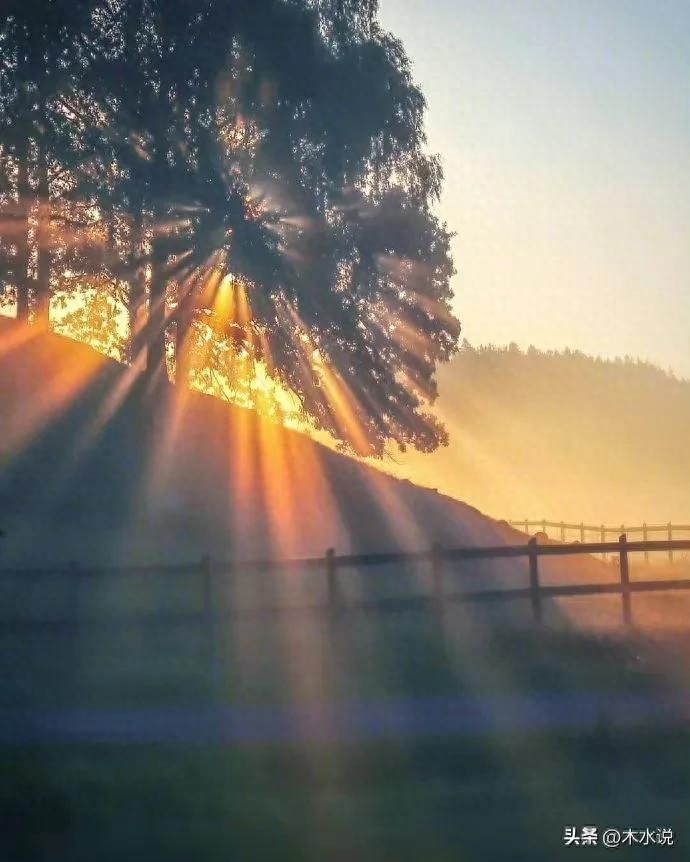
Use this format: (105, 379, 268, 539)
(619, 534, 632, 626)
(541, 518, 547, 536)
(643, 522, 649, 563)
(524, 518, 529, 536)
(580, 522, 585, 544)
(326, 548, 338, 616)
(431, 543, 446, 636)
(322, 548, 338, 679)
(668, 522, 674, 563)
(560, 521, 565, 542)
(528, 537, 542, 624)
(201, 554, 219, 678)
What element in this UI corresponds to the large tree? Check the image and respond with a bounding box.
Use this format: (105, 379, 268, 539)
(2, 0, 461, 457)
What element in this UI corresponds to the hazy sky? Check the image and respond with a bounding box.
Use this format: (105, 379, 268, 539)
(379, 0, 690, 377)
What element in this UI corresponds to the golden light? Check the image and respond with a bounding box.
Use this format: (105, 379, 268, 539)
(0, 318, 109, 459)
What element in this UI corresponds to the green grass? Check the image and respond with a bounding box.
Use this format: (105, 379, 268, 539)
(3, 555, 690, 709)
(2, 615, 682, 709)
(4, 567, 690, 860)
(2, 729, 690, 861)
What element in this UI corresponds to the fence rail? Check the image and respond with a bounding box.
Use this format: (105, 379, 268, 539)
(509, 520, 690, 562)
(2, 538, 690, 644)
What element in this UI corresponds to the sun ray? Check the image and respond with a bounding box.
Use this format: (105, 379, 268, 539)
(0, 320, 109, 459)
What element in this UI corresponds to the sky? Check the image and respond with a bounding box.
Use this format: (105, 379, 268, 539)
(378, 0, 690, 378)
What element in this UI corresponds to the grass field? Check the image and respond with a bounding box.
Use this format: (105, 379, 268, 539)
(3, 558, 690, 860)
(2, 728, 690, 861)
(3, 555, 690, 709)
(4, 609, 690, 710)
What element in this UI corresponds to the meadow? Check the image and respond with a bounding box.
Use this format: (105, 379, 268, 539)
(3, 725, 690, 861)
(3, 553, 690, 860)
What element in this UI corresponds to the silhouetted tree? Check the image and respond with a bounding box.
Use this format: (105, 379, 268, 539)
(2, 0, 461, 456)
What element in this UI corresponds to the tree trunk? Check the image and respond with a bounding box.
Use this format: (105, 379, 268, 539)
(175, 305, 194, 387)
(146, 239, 168, 379)
(127, 209, 147, 367)
(15, 139, 31, 323)
(146, 112, 169, 379)
(34, 134, 51, 331)
(124, 1, 148, 369)
(174, 268, 202, 387)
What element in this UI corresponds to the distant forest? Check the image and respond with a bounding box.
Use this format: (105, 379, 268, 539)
(392, 342, 690, 526)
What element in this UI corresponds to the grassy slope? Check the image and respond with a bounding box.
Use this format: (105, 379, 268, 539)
(0, 317, 526, 565)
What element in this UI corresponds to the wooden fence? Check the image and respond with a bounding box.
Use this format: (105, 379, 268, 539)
(509, 520, 690, 562)
(2, 537, 690, 650)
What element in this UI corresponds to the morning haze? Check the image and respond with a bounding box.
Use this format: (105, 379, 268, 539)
(380, 0, 690, 378)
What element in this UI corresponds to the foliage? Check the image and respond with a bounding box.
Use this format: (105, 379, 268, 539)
(0, 0, 460, 456)
(52, 286, 128, 361)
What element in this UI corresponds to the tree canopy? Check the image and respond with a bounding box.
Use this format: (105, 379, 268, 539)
(0, 0, 460, 456)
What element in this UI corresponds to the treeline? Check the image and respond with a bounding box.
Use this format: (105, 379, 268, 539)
(395, 342, 690, 525)
(0, 1, 459, 456)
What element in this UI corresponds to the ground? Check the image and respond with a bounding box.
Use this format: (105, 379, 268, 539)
(3, 593, 690, 860)
(2, 319, 688, 859)
(2, 727, 690, 861)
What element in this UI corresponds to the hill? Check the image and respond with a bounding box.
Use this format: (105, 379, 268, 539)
(0, 317, 503, 566)
(0, 317, 600, 591)
(392, 343, 690, 525)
